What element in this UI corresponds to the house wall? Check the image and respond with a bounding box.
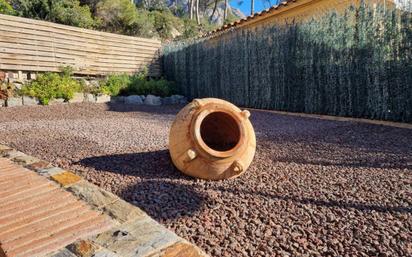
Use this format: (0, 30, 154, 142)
(206, 0, 396, 45)
(242, 0, 395, 29)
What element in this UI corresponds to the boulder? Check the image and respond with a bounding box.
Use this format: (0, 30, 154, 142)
(171, 95, 188, 104)
(22, 96, 39, 106)
(96, 94, 111, 103)
(69, 93, 84, 103)
(125, 95, 143, 105)
(161, 96, 174, 105)
(111, 96, 125, 104)
(144, 95, 162, 106)
(84, 94, 96, 103)
(49, 98, 65, 105)
(6, 97, 23, 107)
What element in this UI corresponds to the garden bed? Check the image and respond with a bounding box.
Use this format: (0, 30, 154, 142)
(0, 103, 411, 257)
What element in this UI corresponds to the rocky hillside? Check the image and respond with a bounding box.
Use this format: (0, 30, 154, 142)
(166, 0, 245, 26)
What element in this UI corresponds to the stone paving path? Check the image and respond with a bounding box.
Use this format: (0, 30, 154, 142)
(0, 145, 208, 257)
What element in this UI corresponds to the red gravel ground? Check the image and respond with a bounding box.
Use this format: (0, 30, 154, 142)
(0, 103, 411, 257)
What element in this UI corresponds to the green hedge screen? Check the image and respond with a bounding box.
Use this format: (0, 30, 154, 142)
(163, 3, 412, 122)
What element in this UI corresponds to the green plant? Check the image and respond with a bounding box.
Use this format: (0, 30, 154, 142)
(0, 0, 15, 15)
(181, 18, 199, 39)
(121, 76, 175, 97)
(99, 73, 130, 96)
(21, 70, 82, 105)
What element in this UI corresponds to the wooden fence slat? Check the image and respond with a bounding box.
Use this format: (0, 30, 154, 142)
(0, 42, 159, 63)
(0, 33, 159, 58)
(0, 57, 160, 69)
(0, 14, 161, 45)
(0, 14, 162, 76)
(0, 28, 161, 54)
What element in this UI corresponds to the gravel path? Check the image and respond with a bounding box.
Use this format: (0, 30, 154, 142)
(0, 103, 411, 257)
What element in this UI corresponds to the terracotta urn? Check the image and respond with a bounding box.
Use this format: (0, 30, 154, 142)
(169, 98, 256, 180)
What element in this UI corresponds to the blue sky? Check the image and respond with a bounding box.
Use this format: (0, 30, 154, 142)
(230, 0, 281, 16)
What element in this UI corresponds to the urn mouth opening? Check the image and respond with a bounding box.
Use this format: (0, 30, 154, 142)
(200, 111, 241, 152)
(193, 109, 245, 159)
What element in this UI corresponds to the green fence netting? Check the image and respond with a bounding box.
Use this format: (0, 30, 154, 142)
(163, 3, 412, 122)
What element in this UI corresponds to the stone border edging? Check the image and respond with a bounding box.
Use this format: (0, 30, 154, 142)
(1, 94, 188, 107)
(0, 144, 208, 257)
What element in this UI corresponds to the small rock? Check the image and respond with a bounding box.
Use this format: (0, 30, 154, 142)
(96, 94, 111, 103)
(69, 93, 84, 103)
(22, 96, 40, 106)
(49, 98, 65, 105)
(84, 94, 96, 103)
(6, 97, 23, 107)
(125, 95, 143, 105)
(144, 94, 161, 106)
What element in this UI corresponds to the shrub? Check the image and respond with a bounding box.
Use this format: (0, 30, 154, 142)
(121, 76, 175, 97)
(99, 74, 130, 96)
(21, 71, 82, 105)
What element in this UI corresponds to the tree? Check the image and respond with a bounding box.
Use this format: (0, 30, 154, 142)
(195, 0, 200, 24)
(11, 0, 94, 28)
(79, 0, 101, 14)
(224, 0, 228, 21)
(50, 0, 95, 28)
(251, 0, 254, 15)
(95, 0, 140, 33)
(189, 0, 194, 19)
(210, 0, 218, 22)
(0, 0, 15, 15)
(11, 0, 50, 20)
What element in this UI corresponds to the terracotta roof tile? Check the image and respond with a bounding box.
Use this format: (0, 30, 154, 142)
(203, 0, 299, 38)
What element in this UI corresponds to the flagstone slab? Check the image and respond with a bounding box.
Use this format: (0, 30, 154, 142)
(67, 180, 119, 209)
(51, 171, 82, 187)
